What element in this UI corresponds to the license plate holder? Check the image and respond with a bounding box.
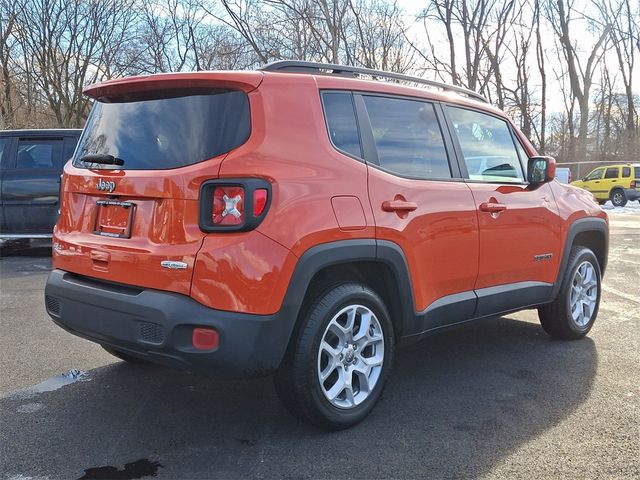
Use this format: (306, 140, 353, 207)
(93, 200, 136, 238)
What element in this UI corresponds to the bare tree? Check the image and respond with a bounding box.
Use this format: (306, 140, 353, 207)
(546, 0, 612, 160)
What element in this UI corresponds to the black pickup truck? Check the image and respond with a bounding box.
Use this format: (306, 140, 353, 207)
(0, 129, 81, 240)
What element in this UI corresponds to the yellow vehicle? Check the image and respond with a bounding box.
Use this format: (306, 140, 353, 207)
(571, 163, 640, 207)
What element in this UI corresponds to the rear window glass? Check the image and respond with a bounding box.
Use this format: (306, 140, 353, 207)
(622, 166, 630, 177)
(322, 92, 362, 159)
(73, 90, 250, 170)
(635, 167, 640, 178)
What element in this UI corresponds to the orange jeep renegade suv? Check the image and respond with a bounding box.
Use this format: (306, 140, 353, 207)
(45, 61, 608, 429)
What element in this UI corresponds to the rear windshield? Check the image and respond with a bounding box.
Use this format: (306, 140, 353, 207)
(73, 89, 250, 170)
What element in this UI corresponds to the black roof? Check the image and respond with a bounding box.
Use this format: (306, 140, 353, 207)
(0, 128, 82, 136)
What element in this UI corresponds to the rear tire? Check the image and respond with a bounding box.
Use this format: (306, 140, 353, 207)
(102, 346, 147, 364)
(274, 283, 394, 430)
(538, 247, 601, 340)
(610, 189, 627, 207)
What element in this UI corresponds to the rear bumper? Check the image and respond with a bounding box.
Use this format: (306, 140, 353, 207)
(624, 188, 640, 201)
(45, 269, 291, 378)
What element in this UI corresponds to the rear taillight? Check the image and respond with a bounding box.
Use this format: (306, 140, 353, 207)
(631, 180, 636, 189)
(212, 186, 245, 225)
(200, 179, 271, 232)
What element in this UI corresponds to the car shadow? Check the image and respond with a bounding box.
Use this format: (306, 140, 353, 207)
(0, 239, 52, 258)
(1, 316, 597, 479)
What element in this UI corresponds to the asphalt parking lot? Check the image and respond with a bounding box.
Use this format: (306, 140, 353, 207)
(1, 213, 638, 480)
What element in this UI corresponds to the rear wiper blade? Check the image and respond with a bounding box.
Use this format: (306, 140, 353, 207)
(79, 154, 125, 166)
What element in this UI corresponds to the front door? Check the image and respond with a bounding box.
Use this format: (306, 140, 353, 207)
(444, 105, 562, 316)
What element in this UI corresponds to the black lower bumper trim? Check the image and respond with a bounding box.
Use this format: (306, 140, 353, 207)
(45, 269, 291, 378)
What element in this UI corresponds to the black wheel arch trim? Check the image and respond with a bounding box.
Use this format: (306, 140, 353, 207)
(551, 217, 608, 300)
(279, 239, 417, 343)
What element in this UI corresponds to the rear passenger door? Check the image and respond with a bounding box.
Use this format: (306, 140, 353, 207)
(353, 93, 479, 332)
(1, 136, 64, 234)
(443, 105, 562, 315)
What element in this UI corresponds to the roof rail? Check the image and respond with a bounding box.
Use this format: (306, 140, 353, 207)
(260, 60, 488, 103)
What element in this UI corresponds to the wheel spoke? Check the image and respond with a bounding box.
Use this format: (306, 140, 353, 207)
(344, 308, 356, 333)
(353, 367, 372, 393)
(353, 310, 372, 341)
(361, 350, 384, 368)
(325, 369, 346, 401)
(327, 323, 347, 345)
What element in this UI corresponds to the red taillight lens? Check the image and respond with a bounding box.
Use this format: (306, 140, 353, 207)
(631, 180, 636, 189)
(212, 186, 244, 225)
(253, 188, 268, 216)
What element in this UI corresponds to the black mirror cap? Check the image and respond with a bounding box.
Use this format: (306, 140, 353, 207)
(527, 156, 556, 185)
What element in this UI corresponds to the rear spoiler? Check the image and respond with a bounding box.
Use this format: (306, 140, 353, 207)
(84, 71, 264, 101)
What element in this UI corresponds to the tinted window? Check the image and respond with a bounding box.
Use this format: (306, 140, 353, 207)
(0, 138, 11, 167)
(16, 139, 63, 169)
(622, 166, 631, 177)
(322, 92, 362, 158)
(448, 107, 524, 182)
(635, 167, 640, 179)
(604, 167, 619, 179)
(74, 90, 250, 170)
(585, 168, 603, 181)
(363, 96, 451, 179)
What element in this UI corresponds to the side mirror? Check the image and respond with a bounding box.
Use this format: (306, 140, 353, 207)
(527, 156, 556, 185)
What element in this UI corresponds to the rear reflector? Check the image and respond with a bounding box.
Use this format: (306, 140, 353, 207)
(253, 189, 268, 216)
(192, 328, 219, 350)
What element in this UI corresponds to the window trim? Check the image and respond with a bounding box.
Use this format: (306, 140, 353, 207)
(441, 102, 529, 186)
(319, 90, 365, 163)
(352, 91, 461, 182)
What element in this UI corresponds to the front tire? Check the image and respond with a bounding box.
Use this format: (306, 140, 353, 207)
(274, 283, 394, 430)
(610, 189, 627, 207)
(538, 247, 601, 340)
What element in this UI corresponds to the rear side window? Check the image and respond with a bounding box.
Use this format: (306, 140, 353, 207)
(322, 92, 362, 159)
(74, 90, 250, 170)
(604, 167, 619, 179)
(635, 167, 640, 179)
(363, 95, 451, 179)
(622, 166, 630, 177)
(447, 106, 524, 183)
(17, 138, 63, 169)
